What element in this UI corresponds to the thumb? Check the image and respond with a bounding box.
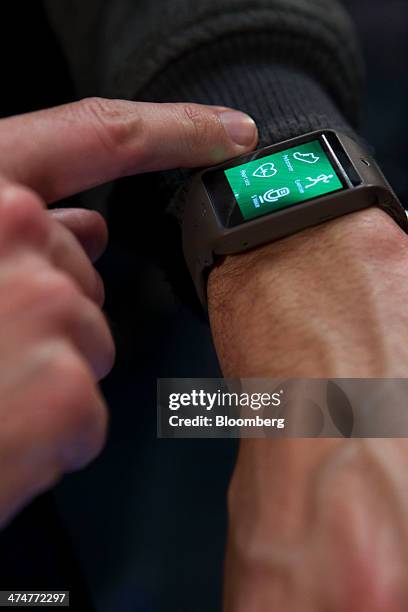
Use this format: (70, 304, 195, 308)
(0, 98, 258, 203)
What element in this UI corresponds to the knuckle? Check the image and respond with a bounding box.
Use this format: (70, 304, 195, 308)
(0, 185, 48, 246)
(181, 103, 212, 148)
(77, 96, 144, 157)
(78, 300, 116, 380)
(49, 344, 108, 467)
(93, 269, 106, 308)
(97, 317, 116, 379)
(30, 271, 80, 315)
(27, 268, 115, 381)
(55, 276, 79, 304)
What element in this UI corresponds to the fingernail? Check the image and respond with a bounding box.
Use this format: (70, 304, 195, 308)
(219, 111, 257, 146)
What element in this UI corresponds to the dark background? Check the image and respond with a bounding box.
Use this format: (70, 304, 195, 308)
(0, 1, 407, 611)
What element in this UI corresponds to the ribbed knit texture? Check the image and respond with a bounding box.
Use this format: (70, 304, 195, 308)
(44, 0, 364, 128)
(141, 35, 357, 143)
(43, 0, 365, 305)
(44, 0, 364, 197)
(138, 38, 358, 212)
(135, 32, 359, 201)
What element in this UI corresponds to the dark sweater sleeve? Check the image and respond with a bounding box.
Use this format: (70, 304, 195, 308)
(43, 0, 365, 305)
(43, 0, 364, 145)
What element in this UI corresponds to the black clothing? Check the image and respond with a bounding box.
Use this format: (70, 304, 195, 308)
(45, 0, 364, 146)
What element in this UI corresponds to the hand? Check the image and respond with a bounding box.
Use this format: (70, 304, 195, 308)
(208, 208, 408, 611)
(0, 185, 113, 528)
(0, 98, 258, 527)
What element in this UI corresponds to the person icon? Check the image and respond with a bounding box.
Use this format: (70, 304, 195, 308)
(305, 173, 334, 189)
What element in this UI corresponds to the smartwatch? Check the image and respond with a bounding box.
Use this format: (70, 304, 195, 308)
(178, 129, 408, 307)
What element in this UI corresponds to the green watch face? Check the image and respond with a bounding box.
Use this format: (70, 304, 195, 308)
(224, 140, 344, 221)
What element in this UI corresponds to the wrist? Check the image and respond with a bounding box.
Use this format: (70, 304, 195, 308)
(224, 436, 408, 612)
(208, 207, 408, 378)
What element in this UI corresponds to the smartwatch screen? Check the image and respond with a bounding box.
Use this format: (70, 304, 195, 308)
(204, 132, 358, 228)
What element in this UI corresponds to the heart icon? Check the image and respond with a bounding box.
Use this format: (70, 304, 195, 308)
(252, 163, 277, 178)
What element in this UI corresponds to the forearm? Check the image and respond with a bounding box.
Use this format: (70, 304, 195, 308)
(208, 207, 408, 378)
(223, 437, 408, 612)
(208, 207, 408, 611)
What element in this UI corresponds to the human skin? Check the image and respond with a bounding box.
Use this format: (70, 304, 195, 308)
(0, 97, 258, 528)
(208, 208, 408, 611)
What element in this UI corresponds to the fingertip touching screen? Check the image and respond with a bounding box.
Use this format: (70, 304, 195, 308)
(204, 133, 356, 228)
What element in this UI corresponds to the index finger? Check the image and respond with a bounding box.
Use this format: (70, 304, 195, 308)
(0, 98, 258, 203)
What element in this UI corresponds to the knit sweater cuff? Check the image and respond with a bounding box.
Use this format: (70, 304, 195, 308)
(45, 0, 364, 131)
(139, 34, 360, 148)
(137, 35, 360, 211)
(112, 33, 363, 305)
